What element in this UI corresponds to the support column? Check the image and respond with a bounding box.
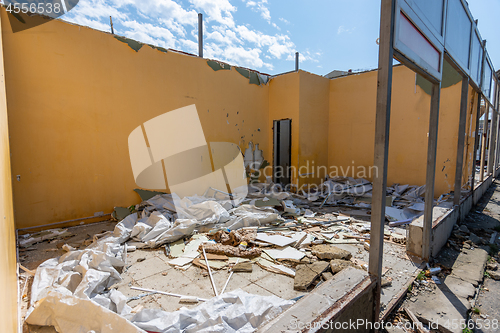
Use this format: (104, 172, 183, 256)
(471, 94, 482, 190)
(369, 0, 395, 323)
(488, 109, 498, 175)
(454, 77, 469, 206)
(422, 82, 441, 261)
(480, 105, 489, 182)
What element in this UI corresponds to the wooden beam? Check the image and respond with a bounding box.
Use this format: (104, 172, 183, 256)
(422, 82, 441, 261)
(454, 77, 469, 206)
(369, 0, 395, 323)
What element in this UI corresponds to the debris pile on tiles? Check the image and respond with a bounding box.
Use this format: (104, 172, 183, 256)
(20, 177, 434, 332)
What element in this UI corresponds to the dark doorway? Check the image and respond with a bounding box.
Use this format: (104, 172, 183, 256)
(273, 119, 291, 186)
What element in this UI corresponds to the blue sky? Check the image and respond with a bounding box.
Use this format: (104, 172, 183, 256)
(62, 0, 499, 76)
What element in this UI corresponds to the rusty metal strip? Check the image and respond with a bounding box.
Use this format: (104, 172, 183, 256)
(379, 262, 426, 321)
(305, 276, 376, 333)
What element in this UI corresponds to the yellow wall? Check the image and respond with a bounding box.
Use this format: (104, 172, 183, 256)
(268, 72, 300, 187)
(298, 71, 330, 188)
(329, 65, 474, 197)
(268, 70, 330, 190)
(1, 8, 480, 232)
(1, 10, 269, 229)
(0, 11, 19, 333)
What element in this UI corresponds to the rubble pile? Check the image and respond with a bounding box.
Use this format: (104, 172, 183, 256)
(18, 177, 436, 332)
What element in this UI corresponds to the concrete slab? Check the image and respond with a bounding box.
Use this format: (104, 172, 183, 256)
(472, 278, 500, 333)
(126, 256, 171, 281)
(442, 276, 476, 299)
(408, 284, 471, 333)
(450, 248, 488, 286)
(254, 271, 307, 300)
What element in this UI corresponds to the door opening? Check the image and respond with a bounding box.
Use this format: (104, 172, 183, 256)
(273, 119, 291, 187)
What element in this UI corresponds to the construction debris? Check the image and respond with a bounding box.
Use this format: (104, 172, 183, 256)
(20, 177, 430, 332)
(294, 261, 330, 290)
(311, 244, 352, 260)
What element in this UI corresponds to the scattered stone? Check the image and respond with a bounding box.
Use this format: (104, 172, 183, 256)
(137, 258, 146, 262)
(486, 262, 498, 271)
(330, 259, 356, 274)
(322, 272, 333, 280)
(459, 225, 470, 233)
(232, 261, 253, 272)
(381, 277, 392, 288)
(469, 233, 483, 245)
(487, 270, 500, 280)
(294, 261, 329, 290)
(311, 244, 352, 260)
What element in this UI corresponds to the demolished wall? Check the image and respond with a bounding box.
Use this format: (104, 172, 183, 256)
(328, 63, 478, 197)
(1, 9, 271, 229)
(0, 7, 479, 231)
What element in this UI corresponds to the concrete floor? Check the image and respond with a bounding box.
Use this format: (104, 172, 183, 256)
(19, 215, 422, 332)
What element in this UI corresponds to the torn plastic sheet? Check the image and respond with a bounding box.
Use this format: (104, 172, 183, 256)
(174, 195, 230, 224)
(130, 289, 294, 333)
(26, 292, 144, 333)
(224, 205, 280, 230)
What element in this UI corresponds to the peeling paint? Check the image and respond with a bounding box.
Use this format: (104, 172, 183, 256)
(249, 72, 260, 85)
(235, 67, 250, 78)
(207, 60, 231, 71)
(114, 36, 143, 52)
(149, 45, 168, 53)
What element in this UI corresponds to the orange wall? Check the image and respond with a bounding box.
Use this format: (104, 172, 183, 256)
(268, 70, 330, 190)
(1, 7, 479, 232)
(298, 71, 330, 188)
(0, 11, 19, 333)
(1, 10, 269, 229)
(329, 65, 475, 197)
(268, 72, 300, 186)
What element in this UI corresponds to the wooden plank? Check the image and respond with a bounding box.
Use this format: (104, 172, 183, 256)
(368, 0, 396, 323)
(422, 82, 441, 261)
(454, 77, 469, 206)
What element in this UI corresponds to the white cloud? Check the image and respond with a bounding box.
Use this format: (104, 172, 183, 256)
(62, 0, 317, 71)
(286, 50, 321, 63)
(121, 20, 177, 49)
(242, 0, 270, 23)
(279, 17, 290, 25)
(190, 0, 236, 27)
(337, 25, 355, 35)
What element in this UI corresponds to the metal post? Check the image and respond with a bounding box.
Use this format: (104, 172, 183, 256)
(472, 40, 487, 189)
(495, 111, 500, 174)
(454, 77, 469, 206)
(198, 13, 203, 58)
(422, 82, 441, 261)
(295, 52, 299, 71)
(488, 107, 497, 175)
(110, 16, 114, 34)
(472, 93, 482, 190)
(369, 0, 395, 323)
(480, 105, 489, 182)
(494, 84, 500, 173)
